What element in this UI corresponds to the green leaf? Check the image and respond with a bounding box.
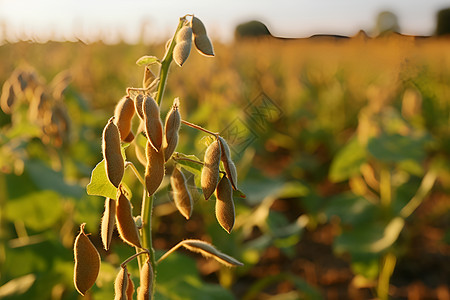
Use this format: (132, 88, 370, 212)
(329, 138, 366, 182)
(26, 160, 84, 198)
(5, 190, 63, 231)
(323, 193, 378, 226)
(367, 133, 429, 163)
(334, 217, 405, 255)
(136, 55, 160, 66)
(86, 159, 117, 199)
(174, 153, 203, 178)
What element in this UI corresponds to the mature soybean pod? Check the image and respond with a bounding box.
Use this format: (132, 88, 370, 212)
(163, 98, 181, 161)
(101, 198, 116, 251)
(201, 139, 221, 200)
(145, 141, 165, 196)
(0, 80, 15, 114)
(114, 95, 135, 143)
(73, 223, 101, 296)
(215, 176, 235, 233)
(102, 117, 124, 188)
(114, 266, 128, 300)
(142, 95, 163, 151)
(191, 16, 214, 57)
(170, 167, 193, 219)
(116, 186, 142, 248)
(173, 26, 193, 67)
(137, 258, 153, 300)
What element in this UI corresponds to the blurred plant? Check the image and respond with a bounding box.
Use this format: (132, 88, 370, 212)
(76, 15, 244, 299)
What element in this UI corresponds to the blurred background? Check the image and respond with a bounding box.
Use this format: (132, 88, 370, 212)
(0, 1, 449, 299)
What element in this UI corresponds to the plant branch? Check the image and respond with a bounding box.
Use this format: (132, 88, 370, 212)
(181, 119, 219, 136)
(400, 170, 437, 218)
(125, 161, 144, 185)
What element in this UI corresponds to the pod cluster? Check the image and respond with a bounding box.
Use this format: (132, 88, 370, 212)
(1, 67, 71, 147)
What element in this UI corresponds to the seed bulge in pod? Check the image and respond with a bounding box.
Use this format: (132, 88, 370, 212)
(116, 186, 142, 248)
(191, 16, 207, 36)
(201, 139, 221, 200)
(191, 17, 214, 57)
(101, 198, 116, 251)
(170, 167, 193, 219)
(0, 80, 15, 114)
(163, 98, 181, 161)
(102, 117, 124, 188)
(114, 96, 136, 142)
(73, 223, 101, 296)
(137, 258, 153, 300)
(142, 95, 163, 151)
(218, 136, 238, 190)
(145, 141, 165, 196)
(126, 272, 135, 300)
(114, 266, 128, 300)
(173, 26, 193, 67)
(215, 176, 235, 233)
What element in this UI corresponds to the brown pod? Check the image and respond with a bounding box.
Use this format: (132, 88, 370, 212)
(215, 176, 235, 233)
(116, 186, 142, 248)
(0, 80, 15, 114)
(137, 258, 153, 300)
(145, 141, 165, 196)
(114, 96, 136, 142)
(73, 223, 101, 296)
(143, 66, 156, 89)
(173, 26, 193, 67)
(163, 98, 181, 161)
(126, 272, 135, 300)
(102, 117, 124, 188)
(201, 139, 221, 200)
(193, 35, 215, 57)
(114, 266, 128, 300)
(218, 136, 238, 190)
(101, 198, 116, 251)
(170, 167, 193, 219)
(28, 86, 48, 123)
(134, 94, 145, 120)
(142, 95, 163, 151)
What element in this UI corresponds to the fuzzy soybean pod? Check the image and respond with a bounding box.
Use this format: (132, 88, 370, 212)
(101, 198, 116, 251)
(0, 80, 15, 114)
(191, 16, 215, 57)
(137, 258, 153, 300)
(215, 176, 235, 233)
(116, 186, 142, 248)
(170, 166, 193, 219)
(142, 95, 163, 151)
(173, 26, 193, 67)
(218, 136, 238, 190)
(163, 98, 181, 161)
(114, 95, 136, 143)
(134, 94, 145, 120)
(73, 223, 101, 296)
(102, 117, 124, 188)
(145, 140, 165, 196)
(201, 139, 221, 200)
(114, 266, 128, 300)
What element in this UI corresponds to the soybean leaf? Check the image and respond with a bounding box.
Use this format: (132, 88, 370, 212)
(329, 137, 366, 182)
(173, 152, 202, 177)
(5, 191, 62, 231)
(136, 55, 160, 66)
(323, 193, 378, 226)
(86, 159, 117, 199)
(367, 133, 430, 163)
(26, 160, 84, 198)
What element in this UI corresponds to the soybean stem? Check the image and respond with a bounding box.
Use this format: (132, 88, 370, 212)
(121, 250, 149, 268)
(125, 161, 144, 185)
(181, 119, 219, 136)
(156, 242, 184, 264)
(155, 17, 186, 106)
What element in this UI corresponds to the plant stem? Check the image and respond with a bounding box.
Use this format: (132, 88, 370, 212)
(400, 170, 437, 218)
(379, 166, 391, 209)
(181, 119, 219, 136)
(155, 17, 186, 106)
(377, 252, 396, 300)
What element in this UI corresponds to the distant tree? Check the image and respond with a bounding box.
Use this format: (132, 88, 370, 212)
(234, 20, 272, 39)
(436, 8, 450, 36)
(374, 11, 400, 36)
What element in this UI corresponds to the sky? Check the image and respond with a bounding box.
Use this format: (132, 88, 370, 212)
(0, 0, 449, 44)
